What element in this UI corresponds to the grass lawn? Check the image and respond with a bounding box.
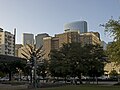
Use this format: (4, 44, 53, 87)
(20, 85, 120, 90)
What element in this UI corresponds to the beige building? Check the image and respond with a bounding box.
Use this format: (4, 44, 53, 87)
(15, 30, 101, 59)
(55, 30, 80, 48)
(43, 31, 101, 59)
(0, 28, 15, 56)
(80, 32, 101, 45)
(43, 30, 101, 58)
(15, 44, 23, 57)
(43, 37, 59, 59)
(18, 45, 44, 62)
(18, 45, 33, 59)
(43, 30, 81, 59)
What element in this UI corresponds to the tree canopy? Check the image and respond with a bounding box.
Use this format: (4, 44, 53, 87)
(104, 17, 120, 64)
(0, 55, 26, 81)
(49, 42, 105, 84)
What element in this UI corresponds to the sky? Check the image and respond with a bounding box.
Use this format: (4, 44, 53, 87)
(0, 0, 120, 44)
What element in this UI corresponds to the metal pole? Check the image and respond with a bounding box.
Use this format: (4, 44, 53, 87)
(14, 28, 16, 56)
(33, 56, 37, 89)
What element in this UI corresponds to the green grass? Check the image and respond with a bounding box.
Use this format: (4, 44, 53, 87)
(23, 85, 120, 90)
(0, 85, 120, 90)
(41, 85, 120, 90)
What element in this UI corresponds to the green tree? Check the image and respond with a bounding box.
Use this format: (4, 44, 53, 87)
(0, 60, 25, 81)
(103, 17, 120, 64)
(109, 69, 118, 78)
(84, 44, 105, 84)
(37, 59, 48, 82)
(49, 43, 105, 84)
(62, 43, 85, 84)
(0, 71, 6, 78)
(49, 43, 86, 84)
(49, 49, 71, 82)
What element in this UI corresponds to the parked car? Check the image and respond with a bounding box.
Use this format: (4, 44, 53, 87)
(0, 77, 9, 81)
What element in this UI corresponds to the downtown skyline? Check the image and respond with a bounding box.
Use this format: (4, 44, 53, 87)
(0, 0, 120, 44)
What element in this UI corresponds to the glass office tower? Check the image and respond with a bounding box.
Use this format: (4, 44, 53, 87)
(64, 21, 88, 33)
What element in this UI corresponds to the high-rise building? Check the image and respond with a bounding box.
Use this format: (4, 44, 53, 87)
(43, 30, 80, 59)
(35, 33, 49, 49)
(55, 30, 80, 48)
(64, 21, 87, 33)
(0, 28, 15, 56)
(43, 37, 59, 59)
(43, 31, 101, 59)
(23, 33, 34, 45)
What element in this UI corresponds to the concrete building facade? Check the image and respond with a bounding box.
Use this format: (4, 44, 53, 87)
(35, 33, 49, 49)
(15, 44, 23, 57)
(80, 32, 101, 45)
(0, 28, 15, 56)
(23, 33, 34, 45)
(55, 30, 80, 48)
(43, 31, 101, 59)
(18, 45, 29, 58)
(43, 37, 59, 59)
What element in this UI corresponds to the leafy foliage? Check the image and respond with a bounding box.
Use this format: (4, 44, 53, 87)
(104, 17, 120, 64)
(104, 18, 120, 41)
(109, 69, 118, 77)
(37, 59, 48, 79)
(49, 43, 105, 84)
(0, 59, 26, 81)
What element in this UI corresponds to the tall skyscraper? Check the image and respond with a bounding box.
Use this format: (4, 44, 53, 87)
(0, 28, 15, 56)
(64, 21, 88, 33)
(23, 33, 34, 45)
(35, 33, 49, 49)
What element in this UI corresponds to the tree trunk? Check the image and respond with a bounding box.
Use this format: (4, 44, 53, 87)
(30, 70, 32, 83)
(93, 77, 94, 84)
(65, 77, 67, 84)
(78, 75, 83, 84)
(9, 71, 12, 81)
(96, 77, 98, 84)
(43, 76, 45, 83)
